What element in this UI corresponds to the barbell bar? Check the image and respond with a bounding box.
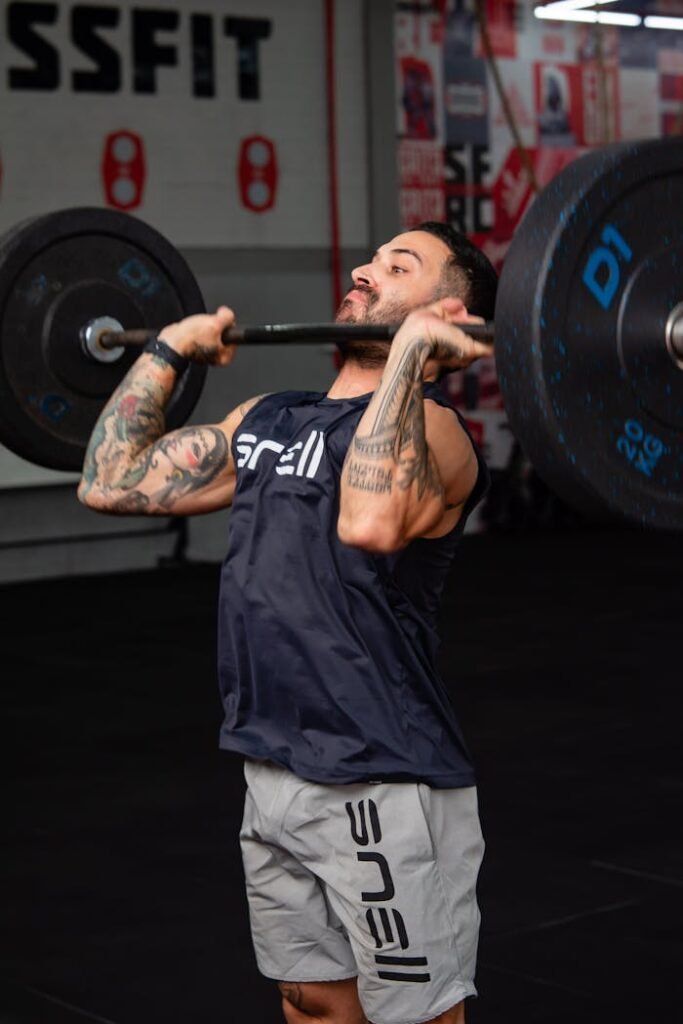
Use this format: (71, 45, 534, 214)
(1, 136, 683, 529)
(92, 313, 683, 359)
(87, 319, 496, 355)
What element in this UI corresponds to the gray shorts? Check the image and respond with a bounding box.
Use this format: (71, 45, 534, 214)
(240, 759, 484, 1024)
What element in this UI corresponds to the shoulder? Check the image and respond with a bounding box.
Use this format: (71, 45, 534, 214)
(221, 390, 327, 440)
(424, 398, 475, 472)
(423, 395, 468, 444)
(235, 390, 323, 420)
(218, 393, 271, 441)
(423, 390, 480, 461)
(238, 393, 272, 419)
(424, 397, 480, 507)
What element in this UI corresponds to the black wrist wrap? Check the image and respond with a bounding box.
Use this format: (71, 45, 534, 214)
(143, 336, 189, 374)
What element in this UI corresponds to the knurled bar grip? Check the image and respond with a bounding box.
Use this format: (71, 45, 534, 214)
(98, 321, 496, 350)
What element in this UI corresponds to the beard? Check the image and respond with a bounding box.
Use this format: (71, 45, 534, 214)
(334, 286, 414, 368)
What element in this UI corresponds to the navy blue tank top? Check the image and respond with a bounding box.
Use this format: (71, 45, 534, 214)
(217, 385, 488, 787)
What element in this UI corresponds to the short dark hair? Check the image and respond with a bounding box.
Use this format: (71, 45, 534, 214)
(414, 221, 498, 321)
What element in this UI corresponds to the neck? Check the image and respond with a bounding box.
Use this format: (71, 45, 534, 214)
(326, 358, 384, 400)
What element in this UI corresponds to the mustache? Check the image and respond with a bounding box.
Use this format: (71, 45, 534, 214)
(342, 284, 378, 307)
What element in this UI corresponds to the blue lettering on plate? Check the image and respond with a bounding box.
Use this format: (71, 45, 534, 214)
(19, 273, 49, 307)
(582, 224, 633, 311)
(39, 394, 71, 422)
(118, 258, 161, 298)
(616, 418, 664, 478)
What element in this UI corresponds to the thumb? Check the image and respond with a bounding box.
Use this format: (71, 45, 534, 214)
(430, 296, 467, 320)
(214, 305, 235, 323)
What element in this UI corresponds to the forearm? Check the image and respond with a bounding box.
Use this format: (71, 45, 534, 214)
(79, 351, 178, 503)
(339, 339, 444, 550)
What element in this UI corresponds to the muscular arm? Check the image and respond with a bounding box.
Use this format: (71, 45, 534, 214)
(79, 359, 233, 514)
(338, 306, 491, 552)
(78, 306, 264, 516)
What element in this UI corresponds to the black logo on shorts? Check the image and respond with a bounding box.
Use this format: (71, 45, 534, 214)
(345, 798, 431, 983)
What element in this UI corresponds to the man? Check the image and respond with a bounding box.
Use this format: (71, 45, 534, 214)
(79, 222, 497, 1024)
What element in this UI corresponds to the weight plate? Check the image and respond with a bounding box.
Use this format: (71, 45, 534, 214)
(495, 137, 683, 530)
(0, 207, 207, 471)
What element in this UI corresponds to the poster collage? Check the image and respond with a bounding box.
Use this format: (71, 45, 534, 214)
(394, 0, 683, 522)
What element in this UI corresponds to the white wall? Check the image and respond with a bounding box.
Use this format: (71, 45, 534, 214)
(0, 0, 398, 581)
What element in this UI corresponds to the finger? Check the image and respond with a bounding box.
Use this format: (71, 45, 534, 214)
(450, 323, 493, 359)
(213, 306, 235, 336)
(470, 339, 495, 360)
(429, 297, 467, 321)
(209, 307, 236, 361)
(215, 305, 235, 324)
(403, 299, 457, 325)
(435, 326, 493, 368)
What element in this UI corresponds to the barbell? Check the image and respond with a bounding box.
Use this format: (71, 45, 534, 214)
(0, 136, 682, 529)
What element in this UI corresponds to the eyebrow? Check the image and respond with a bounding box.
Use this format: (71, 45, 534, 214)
(372, 247, 423, 265)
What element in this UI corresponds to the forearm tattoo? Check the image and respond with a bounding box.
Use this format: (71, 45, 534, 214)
(345, 461, 393, 494)
(344, 339, 443, 500)
(81, 367, 168, 494)
(81, 359, 229, 511)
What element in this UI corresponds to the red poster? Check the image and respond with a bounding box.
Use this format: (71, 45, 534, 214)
(662, 111, 683, 135)
(534, 62, 620, 148)
(661, 74, 683, 102)
(398, 140, 445, 227)
(476, 0, 517, 59)
(534, 63, 583, 147)
(492, 146, 579, 240)
(580, 64, 620, 145)
(399, 57, 438, 140)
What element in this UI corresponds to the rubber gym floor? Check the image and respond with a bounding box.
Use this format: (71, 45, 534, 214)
(2, 526, 682, 1024)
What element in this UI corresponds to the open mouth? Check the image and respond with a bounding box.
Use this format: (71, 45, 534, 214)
(344, 289, 368, 304)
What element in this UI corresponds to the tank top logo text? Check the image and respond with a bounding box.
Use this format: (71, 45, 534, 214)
(235, 429, 326, 479)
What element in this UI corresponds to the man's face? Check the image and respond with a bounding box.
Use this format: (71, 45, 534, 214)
(333, 230, 454, 367)
(335, 230, 452, 328)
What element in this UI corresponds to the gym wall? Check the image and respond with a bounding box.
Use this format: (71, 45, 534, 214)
(392, 2, 683, 491)
(1, 0, 682, 579)
(0, 0, 397, 581)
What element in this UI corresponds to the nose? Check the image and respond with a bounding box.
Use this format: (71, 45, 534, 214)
(351, 262, 375, 289)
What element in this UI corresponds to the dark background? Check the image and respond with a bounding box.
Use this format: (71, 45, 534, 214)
(2, 526, 682, 1024)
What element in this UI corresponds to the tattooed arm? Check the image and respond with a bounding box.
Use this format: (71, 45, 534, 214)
(338, 299, 493, 552)
(78, 306, 262, 516)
